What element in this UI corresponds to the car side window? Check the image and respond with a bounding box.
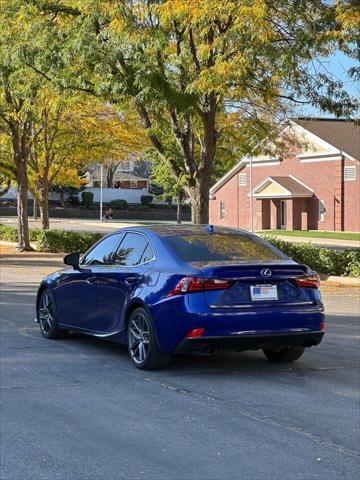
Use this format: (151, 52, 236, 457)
(114, 233, 151, 266)
(140, 244, 155, 264)
(81, 234, 124, 266)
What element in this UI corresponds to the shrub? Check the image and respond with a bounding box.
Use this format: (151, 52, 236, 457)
(0, 225, 43, 243)
(81, 191, 94, 208)
(141, 195, 153, 206)
(110, 199, 128, 210)
(36, 229, 103, 253)
(138, 205, 150, 211)
(262, 235, 360, 277)
(0, 225, 18, 242)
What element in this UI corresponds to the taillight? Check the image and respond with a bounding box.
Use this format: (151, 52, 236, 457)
(294, 274, 320, 289)
(166, 277, 231, 297)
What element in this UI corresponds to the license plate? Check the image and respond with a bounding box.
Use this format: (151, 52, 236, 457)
(250, 284, 278, 301)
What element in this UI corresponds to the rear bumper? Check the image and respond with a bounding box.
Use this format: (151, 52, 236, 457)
(175, 331, 324, 353)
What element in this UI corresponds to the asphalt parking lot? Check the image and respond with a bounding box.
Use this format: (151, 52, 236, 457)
(0, 252, 359, 480)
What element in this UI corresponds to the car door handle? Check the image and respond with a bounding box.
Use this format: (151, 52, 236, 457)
(125, 276, 140, 285)
(86, 276, 97, 284)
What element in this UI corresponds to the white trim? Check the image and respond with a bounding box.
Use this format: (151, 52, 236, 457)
(297, 151, 340, 159)
(300, 157, 342, 163)
(252, 161, 281, 167)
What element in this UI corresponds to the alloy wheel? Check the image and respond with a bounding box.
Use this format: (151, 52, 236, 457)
(39, 292, 55, 334)
(128, 312, 150, 365)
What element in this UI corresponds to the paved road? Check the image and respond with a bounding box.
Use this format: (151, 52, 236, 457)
(1, 253, 359, 480)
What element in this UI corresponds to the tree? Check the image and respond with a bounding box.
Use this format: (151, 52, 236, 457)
(28, 0, 358, 223)
(151, 152, 186, 224)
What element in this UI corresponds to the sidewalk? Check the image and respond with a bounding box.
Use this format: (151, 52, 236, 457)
(269, 234, 359, 250)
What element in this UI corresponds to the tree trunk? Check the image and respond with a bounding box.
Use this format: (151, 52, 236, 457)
(59, 190, 65, 207)
(16, 168, 32, 251)
(176, 197, 182, 224)
(33, 198, 38, 220)
(107, 167, 114, 188)
(189, 181, 210, 224)
(39, 189, 50, 229)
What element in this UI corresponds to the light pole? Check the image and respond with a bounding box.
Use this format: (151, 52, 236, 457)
(100, 164, 103, 222)
(249, 155, 254, 232)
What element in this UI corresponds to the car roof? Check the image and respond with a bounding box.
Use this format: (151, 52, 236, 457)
(115, 225, 251, 238)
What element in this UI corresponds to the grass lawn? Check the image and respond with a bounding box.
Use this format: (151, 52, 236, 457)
(259, 230, 360, 241)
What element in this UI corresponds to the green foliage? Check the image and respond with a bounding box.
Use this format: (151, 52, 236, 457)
(140, 195, 153, 206)
(262, 236, 360, 277)
(81, 191, 94, 208)
(110, 199, 128, 210)
(36, 229, 103, 253)
(0, 225, 42, 242)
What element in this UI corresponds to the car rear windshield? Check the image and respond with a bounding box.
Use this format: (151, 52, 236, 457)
(166, 233, 285, 263)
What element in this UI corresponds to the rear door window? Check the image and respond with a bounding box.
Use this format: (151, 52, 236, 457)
(166, 233, 285, 263)
(115, 233, 150, 266)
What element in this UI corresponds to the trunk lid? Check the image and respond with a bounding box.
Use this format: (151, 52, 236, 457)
(196, 262, 313, 308)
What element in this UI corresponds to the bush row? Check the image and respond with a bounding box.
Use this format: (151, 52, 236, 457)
(262, 235, 360, 277)
(1, 224, 359, 276)
(36, 229, 103, 253)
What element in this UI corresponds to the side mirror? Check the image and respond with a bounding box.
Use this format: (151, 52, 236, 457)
(63, 252, 80, 269)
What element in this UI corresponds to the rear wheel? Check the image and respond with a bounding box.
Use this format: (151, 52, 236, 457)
(263, 346, 305, 363)
(127, 307, 171, 370)
(38, 289, 67, 339)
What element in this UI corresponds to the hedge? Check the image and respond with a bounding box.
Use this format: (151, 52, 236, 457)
(0, 224, 42, 242)
(1, 223, 359, 276)
(36, 229, 103, 253)
(262, 235, 360, 277)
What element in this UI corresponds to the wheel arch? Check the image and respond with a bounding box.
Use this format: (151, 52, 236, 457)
(124, 300, 161, 349)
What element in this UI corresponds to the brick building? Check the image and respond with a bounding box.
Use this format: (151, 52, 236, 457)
(209, 118, 360, 232)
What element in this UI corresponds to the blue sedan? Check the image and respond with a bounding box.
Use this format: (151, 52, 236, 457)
(35, 225, 325, 369)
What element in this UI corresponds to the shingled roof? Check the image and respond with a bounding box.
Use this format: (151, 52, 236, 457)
(295, 117, 360, 161)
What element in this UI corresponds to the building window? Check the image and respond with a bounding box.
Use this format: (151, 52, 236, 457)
(344, 166, 357, 181)
(130, 180, 138, 189)
(318, 199, 325, 222)
(239, 173, 247, 186)
(220, 201, 225, 220)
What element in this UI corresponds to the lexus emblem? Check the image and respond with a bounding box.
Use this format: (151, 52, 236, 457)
(261, 268, 272, 278)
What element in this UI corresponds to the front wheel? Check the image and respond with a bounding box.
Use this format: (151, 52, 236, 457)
(263, 346, 305, 363)
(38, 289, 67, 339)
(127, 308, 171, 370)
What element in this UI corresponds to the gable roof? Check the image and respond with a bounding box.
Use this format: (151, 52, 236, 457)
(210, 117, 359, 195)
(253, 175, 313, 198)
(295, 117, 360, 161)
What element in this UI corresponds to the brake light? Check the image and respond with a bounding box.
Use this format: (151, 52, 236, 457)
(320, 322, 326, 331)
(166, 277, 231, 297)
(294, 274, 320, 289)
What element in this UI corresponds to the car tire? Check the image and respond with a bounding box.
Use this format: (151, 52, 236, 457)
(263, 346, 305, 363)
(127, 307, 171, 370)
(38, 289, 67, 339)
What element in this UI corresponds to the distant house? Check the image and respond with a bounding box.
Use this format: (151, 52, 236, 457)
(87, 160, 150, 190)
(209, 118, 360, 232)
